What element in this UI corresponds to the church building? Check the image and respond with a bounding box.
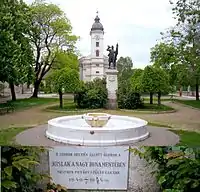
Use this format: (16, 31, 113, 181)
(79, 12, 109, 82)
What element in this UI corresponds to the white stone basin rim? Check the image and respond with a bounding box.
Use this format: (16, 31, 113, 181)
(46, 114, 149, 146)
(47, 115, 148, 131)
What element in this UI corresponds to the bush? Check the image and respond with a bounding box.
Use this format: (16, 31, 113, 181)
(74, 78, 108, 109)
(46, 182, 67, 192)
(132, 147, 200, 192)
(117, 86, 144, 109)
(1, 146, 49, 192)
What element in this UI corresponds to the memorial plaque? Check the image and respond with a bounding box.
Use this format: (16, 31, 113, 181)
(49, 146, 129, 190)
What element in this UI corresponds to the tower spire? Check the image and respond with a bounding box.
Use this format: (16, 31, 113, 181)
(91, 10, 104, 32)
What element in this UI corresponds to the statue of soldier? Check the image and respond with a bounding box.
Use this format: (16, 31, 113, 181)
(107, 43, 118, 69)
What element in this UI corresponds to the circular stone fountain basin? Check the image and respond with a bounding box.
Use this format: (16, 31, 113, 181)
(46, 115, 149, 146)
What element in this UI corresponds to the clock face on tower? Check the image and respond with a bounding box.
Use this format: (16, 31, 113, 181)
(95, 35, 100, 40)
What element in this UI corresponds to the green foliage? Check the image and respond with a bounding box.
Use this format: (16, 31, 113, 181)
(46, 50, 80, 108)
(1, 146, 49, 192)
(141, 65, 171, 94)
(117, 56, 134, 94)
(46, 182, 67, 192)
(117, 56, 133, 82)
(150, 42, 179, 71)
(117, 56, 133, 72)
(131, 147, 200, 192)
(154, 0, 200, 100)
(29, 0, 79, 97)
(116, 57, 144, 109)
(74, 78, 108, 109)
(117, 90, 144, 109)
(130, 68, 144, 93)
(150, 42, 181, 86)
(48, 67, 80, 93)
(150, 41, 193, 88)
(141, 66, 156, 93)
(0, 0, 34, 85)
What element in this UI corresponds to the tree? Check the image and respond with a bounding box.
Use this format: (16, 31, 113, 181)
(141, 66, 156, 104)
(150, 42, 180, 86)
(152, 67, 171, 105)
(117, 56, 133, 86)
(168, 0, 200, 100)
(117, 56, 133, 75)
(150, 40, 195, 96)
(130, 68, 144, 93)
(46, 51, 80, 108)
(116, 57, 134, 104)
(28, 0, 78, 98)
(141, 66, 170, 105)
(0, 0, 34, 100)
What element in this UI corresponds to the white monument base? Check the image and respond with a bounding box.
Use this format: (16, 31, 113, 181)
(105, 69, 118, 110)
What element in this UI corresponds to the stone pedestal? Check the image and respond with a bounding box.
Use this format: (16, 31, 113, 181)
(105, 69, 118, 109)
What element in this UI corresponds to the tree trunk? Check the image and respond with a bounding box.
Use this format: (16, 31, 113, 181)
(195, 83, 199, 101)
(179, 87, 182, 97)
(157, 92, 161, 105)
(58, 89, 63, 108)
(31, 80, 41, 98)
(21, 84, 24, 94)
(150, 92, 153, 104)
(9, 82, 16, 101)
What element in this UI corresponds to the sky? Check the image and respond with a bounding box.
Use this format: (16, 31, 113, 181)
(26, 0, 177, 69)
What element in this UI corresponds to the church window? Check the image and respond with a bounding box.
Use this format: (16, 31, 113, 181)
(96, 50, 99, 57)
(96, 42, 99, 47)
(96, 64, 99, 67)
(96, 71, 99, 73)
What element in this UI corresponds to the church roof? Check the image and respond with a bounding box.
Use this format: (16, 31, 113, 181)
(91, 12, 104, 31)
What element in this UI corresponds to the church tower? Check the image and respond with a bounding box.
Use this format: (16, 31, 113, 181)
(90, 11, 104, 59)
(79, 12, 109, 82)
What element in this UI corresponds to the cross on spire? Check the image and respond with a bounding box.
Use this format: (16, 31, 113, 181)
(96, 10, 98, 15)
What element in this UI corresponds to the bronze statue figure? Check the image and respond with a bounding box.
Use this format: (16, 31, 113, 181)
(107, 43, 118, 69)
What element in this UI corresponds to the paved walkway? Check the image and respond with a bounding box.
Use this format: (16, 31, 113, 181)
(0, 101, 200, 132)
(137, 101, 200, 131)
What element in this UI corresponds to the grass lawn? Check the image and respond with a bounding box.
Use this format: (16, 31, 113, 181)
(46, 101, 174, 113)
(174, 99, 200, 109)
(0, 126, 199, 146)
(143, 97, 172, 102)
(170, 129, 200, 146)
(0, 127, 27, 145)
(0, 97, 59, 111)
(135, 103, 174, 112)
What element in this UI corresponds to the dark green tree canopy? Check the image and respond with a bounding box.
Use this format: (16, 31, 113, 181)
(0, 0, 34, 84)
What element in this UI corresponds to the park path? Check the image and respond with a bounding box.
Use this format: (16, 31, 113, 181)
(135, 101, 200, 131)
(0, 103, 61, 129)
(0, 101, 200, 131)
